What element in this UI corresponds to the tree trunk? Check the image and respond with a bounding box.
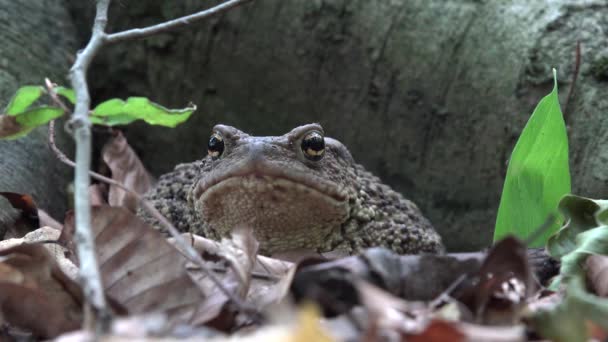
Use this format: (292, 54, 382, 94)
(67, 0, 608, 251)
(0, 0, 76, 236)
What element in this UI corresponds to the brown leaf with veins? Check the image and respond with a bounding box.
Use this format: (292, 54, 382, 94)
(64, 206, 205, 325)
(102, 131, 153, 211)
(585, 254, 608, 297)
(0, 244, 82, 338)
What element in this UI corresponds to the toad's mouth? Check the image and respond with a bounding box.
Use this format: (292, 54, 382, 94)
(190, 171, 350, 253)
(191, 165, 348, 203)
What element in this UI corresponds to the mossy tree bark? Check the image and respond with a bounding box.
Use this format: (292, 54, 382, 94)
(67, 0, 608, 251)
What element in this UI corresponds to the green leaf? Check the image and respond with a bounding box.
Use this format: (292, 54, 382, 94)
(0, 107, 63, 140)
(493, 69, 571, 246)
(4, 86, 44, 115)
(92, 97, 195, 127)
(559, 226, 608, 281)
(532, 274, 608, 342)
(547, 195, 608, 258)
(54, 86, 76, 104)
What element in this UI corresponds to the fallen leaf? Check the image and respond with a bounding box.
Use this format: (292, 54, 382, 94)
(102, 131, 153, 211)
(457, 236, 537, 325)
(0, 226, 78, 279)
(0, 192, 40, 237)
(0, 244, 82, 338)
(178, 233, 296, 309)
(356, 280, 425, 334)
(64, 206, 205, 325)
(89, 184, 108, 206)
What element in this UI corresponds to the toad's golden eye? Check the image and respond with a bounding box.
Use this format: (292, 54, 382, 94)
(301, 131, 325, 161)
(207, 132, 224, 158)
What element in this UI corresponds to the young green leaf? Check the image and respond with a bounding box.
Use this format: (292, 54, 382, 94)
(53, 86, 76, 104)
(4, 86, 44, 115)
(92, 97, 195, 127)
(0, 107, 64, 140)
(493, 69, 571, 246)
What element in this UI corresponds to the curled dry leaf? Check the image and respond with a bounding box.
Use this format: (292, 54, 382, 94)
(175, 233, 296, 309)
(102, 131, 153, 211)
(0, 192, 40, 238)
(64, 206, 205, 325)
(457, 236, 537, 325)
(585, 254, 608, 297)
(189, 228, 259, 329)
(356, 280, 426, 335)
(0, 244, 82, 338)
(0, 226, 78, 279)
(180, 231, 297, 329)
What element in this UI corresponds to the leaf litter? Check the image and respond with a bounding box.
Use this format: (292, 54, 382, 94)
(4, 132, 608, 341)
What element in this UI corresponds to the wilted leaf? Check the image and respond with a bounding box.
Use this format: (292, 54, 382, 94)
(0, 192, 40, 237)
(91, 97, 195, 127)
(458, 236, 536, 325)
(4, 85, 44, 115)
(494, 69, 570, 246)
(0, 115, 21, 139)
(0, 244, 82, 338)
(64, 206, 205, 324)
(101, 131, 153, 211)
(547, 195, 608, 259)
(586, 255, 608, 297)
(0, 107, 64, 139)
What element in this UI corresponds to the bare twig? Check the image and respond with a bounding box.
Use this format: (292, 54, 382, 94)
(46, 84, 258, 316)
(104, 0, 254, 44)
(60, 0, 257, 329)
(68, 0, 112, 328)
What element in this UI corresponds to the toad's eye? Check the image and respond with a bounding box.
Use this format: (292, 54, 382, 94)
(207, 132, 224, 158)
(301, 131, 325, 161)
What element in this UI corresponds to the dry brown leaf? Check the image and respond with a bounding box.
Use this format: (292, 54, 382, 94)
(356, 280, 427, 336)
(407, 320, 525, 342)
(0, 115, 22, 138)
(0, 192, 40, 238)
(457, 236, 537, 325)
(0, 244, 82, 338)
(0, 226, 78, 279)
(406, 320, 465, 342)
(64, 206, 205, 324)
(89, 184, 108, 206)
(102, 131, 153, 211)
(585, 254, 608, 297)
(189, 228, 258, 329)
(177, 234, 296, 308)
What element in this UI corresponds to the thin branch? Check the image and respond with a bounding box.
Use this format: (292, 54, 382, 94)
(104, 0, 254, 44)
(59, 0, 257, 328)
(67, 0, 112, 328)
(46, 84, 258, 317)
